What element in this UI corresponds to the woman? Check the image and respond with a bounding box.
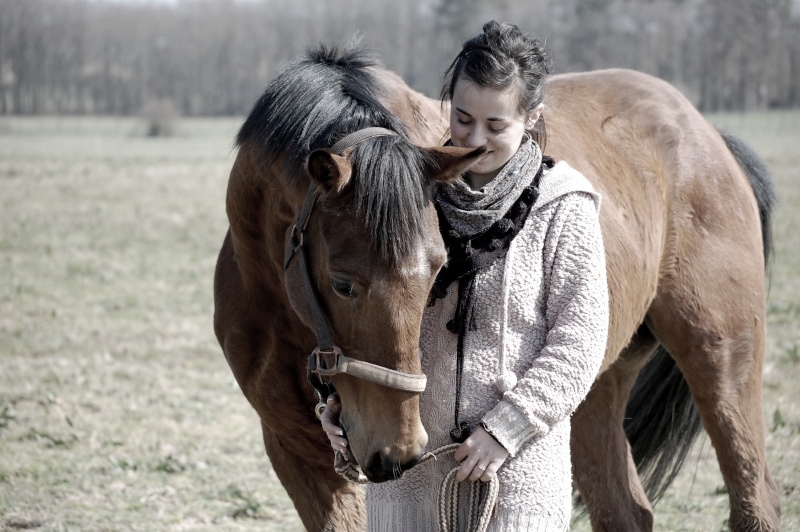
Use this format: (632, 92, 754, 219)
(323, 21, 608, 531)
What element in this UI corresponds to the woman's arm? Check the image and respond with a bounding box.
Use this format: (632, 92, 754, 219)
(480, 192, 609, 456)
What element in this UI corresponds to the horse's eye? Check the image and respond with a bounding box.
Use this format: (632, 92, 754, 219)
(331, 277, 356, 298)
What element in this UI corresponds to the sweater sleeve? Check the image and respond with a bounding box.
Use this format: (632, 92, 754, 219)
(480, 192, 609, 456)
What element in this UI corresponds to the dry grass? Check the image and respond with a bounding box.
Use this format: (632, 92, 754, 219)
(0, 112, 797, 531)
(0, 117, 302, 531)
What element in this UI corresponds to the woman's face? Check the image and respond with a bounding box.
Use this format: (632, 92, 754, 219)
(450, 77, 541, 188)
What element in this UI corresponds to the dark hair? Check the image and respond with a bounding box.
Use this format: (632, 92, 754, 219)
(442, 21, 551, 148)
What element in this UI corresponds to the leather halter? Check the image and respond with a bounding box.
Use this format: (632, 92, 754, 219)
(283, 128, 428, 415)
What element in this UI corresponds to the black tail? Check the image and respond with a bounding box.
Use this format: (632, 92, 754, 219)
(623, 129, 775, 505)
(623, 345, 704, 504)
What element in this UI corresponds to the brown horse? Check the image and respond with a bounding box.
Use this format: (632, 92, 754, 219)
(214, 43, 780, 531)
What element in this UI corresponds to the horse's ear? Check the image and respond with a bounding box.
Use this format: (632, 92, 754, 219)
(307, 149, 352, 193)
(422, 145, 486, 183)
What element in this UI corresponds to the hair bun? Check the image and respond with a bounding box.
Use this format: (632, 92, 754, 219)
(482, 20, 502, 33)
(481, 20, 526, 43)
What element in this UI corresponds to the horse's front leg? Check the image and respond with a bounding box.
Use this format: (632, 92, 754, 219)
(571, 332, 657, 531)
(261, 419, 366, 531)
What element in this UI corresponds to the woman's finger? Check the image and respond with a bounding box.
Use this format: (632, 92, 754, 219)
(326, 433, 348, 447)
(332, 438, 350, 460)
(321, 414, 344, 436)
(320, 396, 343, 436)
(468, 461, 488, 482)
(480, 459, 502, 482)
(453, 439, 473, 463)
(456, 457, 480, 482)
(324, 424, 350, 459)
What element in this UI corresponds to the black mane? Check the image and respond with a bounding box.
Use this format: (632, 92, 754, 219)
(236, 42, 429, 263)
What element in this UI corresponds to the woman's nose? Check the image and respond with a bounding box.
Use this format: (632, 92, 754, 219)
(467, 127, 486, 148)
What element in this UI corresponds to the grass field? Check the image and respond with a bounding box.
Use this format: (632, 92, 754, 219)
(1, 112, 798, 531)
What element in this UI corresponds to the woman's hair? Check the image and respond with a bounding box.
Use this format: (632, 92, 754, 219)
(442, 20, 551, 147)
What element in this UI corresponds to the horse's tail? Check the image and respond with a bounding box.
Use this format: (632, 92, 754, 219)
(623, 129, 775, 505)
(623, 345, 704, 504)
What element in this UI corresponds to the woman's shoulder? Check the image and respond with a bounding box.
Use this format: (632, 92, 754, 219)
(534, 160, 601, 213)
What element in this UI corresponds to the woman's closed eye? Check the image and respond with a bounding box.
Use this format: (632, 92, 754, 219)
(456, 118, 506, 134)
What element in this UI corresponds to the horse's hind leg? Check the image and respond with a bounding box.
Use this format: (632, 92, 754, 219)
(649, 256, 780, 530)
(571, 327, 659, 531)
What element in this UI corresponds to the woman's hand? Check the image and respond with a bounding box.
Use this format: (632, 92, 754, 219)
(320, 393, 350, 461)
(453, 425, 509, 482)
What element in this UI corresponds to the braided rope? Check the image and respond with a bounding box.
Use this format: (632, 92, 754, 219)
(334, 449, 369, 483)
(333, 444, 499, 532)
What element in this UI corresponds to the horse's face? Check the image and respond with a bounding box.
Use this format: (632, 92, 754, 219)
(285, 143, 483, 482)
(312, 196, 440, 482)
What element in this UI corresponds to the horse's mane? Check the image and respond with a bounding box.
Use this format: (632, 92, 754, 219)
(236, 41, 430, 263)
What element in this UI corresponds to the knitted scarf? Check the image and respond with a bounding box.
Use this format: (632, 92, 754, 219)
(435, 139, 543, 238)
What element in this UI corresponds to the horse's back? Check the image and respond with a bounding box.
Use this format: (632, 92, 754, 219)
(377, 66, 764, 365)
(544, 69, 764, 366)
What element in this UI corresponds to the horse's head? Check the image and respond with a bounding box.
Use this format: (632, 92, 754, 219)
(284, 134, 483, 482)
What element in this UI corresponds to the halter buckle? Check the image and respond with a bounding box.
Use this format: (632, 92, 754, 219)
(309, 346, 344, 378)
(291, 224, 304, 247)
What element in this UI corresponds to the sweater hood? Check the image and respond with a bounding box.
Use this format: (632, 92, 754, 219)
(534, 160, 601, 213)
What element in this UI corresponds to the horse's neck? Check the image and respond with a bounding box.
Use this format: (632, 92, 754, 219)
(373, 68, 449, 146)
(226, 141, 303, 291)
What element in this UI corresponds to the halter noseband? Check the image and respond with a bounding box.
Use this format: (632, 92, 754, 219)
(283, 128, 428, 416)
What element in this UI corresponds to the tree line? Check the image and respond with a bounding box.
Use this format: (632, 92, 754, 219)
(1, 0, 798, 116)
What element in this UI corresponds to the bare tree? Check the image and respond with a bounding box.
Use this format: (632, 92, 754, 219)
(0, 0, 797, 115)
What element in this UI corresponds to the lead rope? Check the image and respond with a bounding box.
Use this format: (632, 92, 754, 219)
(333, 444, 499, 532)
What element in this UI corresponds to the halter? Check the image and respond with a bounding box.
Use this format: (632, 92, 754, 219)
(283, 127, 428, 417)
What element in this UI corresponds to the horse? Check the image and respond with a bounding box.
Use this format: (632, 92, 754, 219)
(213, 43, 779, 531)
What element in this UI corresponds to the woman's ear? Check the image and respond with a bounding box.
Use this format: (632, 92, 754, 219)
(306, 149, 352, 193)
(421, 145, 486, 183)
(526, 103, 545, 130)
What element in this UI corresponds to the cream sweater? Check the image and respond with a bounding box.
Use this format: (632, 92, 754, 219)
(366, 161, 609, 531)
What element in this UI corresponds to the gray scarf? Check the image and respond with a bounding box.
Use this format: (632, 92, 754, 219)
(436, 138, 542, 238)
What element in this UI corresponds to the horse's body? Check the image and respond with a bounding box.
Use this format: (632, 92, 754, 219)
(214, 45, 779, 531)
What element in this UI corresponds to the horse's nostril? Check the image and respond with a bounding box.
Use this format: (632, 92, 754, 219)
(364, 450, 421, 483)
(365, 451, 389, 481)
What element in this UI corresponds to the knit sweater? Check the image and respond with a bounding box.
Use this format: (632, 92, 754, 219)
(366, 161, 609, 531)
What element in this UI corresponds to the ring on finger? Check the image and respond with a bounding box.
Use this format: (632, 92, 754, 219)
(477, 464, 487, 471)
